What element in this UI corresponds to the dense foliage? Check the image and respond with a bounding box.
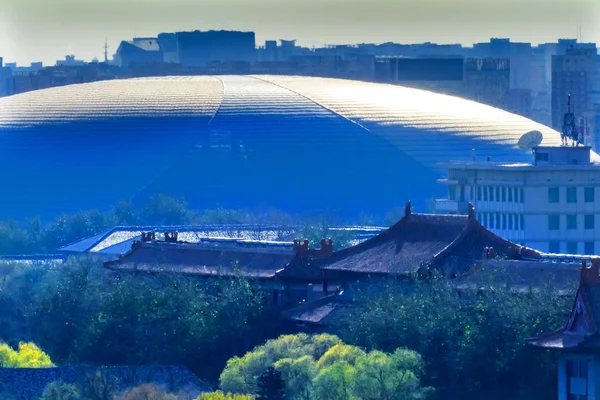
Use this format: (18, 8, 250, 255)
(339, 275, 574, 400)
(0, 257, 274, 380)
(197, 392, 254, 400)
(220, 333, 432, 400)
(0, 342, 53, 368)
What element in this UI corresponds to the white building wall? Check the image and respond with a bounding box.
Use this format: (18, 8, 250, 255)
(440, 161, 600, 255)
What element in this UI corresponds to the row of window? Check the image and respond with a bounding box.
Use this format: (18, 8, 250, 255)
(548, 214, 596, 230)
(548, 187, 595, 204)
(477, 213, 525, 231)
(549, 241, 595, 255)
(475, 186, 524, 203)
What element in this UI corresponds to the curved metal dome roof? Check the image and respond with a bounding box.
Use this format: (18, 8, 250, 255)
(0, 76, 573, 221)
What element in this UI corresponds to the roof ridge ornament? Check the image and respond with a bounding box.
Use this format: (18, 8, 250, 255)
(404, 201, 412, 217)
(467, 203, 475, 220)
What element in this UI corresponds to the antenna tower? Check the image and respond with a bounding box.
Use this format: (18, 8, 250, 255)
(561, 94, 579, 146)
(104, 38, 109, 63)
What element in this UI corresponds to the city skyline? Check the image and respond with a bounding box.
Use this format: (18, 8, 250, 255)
(1, 0, 599, 65)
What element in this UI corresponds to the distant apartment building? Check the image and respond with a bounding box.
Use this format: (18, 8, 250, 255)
(55, 55, 85, 67)
(0, 57, 13, 97)
(114, 38, 163, 68)
(552, 48, 600, 148)
(174, 30, 256, 67)
(374, 57, 510, 110)
(436, 145, 600, 255)
(472, 39, 535, 118)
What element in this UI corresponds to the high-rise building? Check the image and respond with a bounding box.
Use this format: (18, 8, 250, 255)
(552, 48, 600, 148)
(174, 30, 256, 67)
(374, 57, 510, 110)
(436, 145, 600, 255)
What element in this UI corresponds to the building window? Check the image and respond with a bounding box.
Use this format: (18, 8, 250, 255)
(548, 187, 559, 203)
(489, 186, 494, 201)
(502, 214, 507, 230)
(496, 187, 500, 201)
(508, 188, 513, 202)
(520, 214, 525, 230)
(585, 242, 595, 255)
(502, 187, 506, 202)
(449, 186, 456, 200)
(489, 213, 495, 229)
(508, 214, 514, 230)
(549, 241, 560, 253)
(520, 188, 525, 203)
(477, 186, 482, 201)
(585, 215, 595, 230)
(567, 187, 577, 203)
(483, 187, 488, 201)
(548, 214, 560, 230)
(585, 187, 595, 203)
(567, 242, 578, 254)
(470, 186, 474, 201)
(567, 215, 577, 230)
(514, 189, 519, 203)
(496, 214, 501, 228)
(514, 214, 519, 230)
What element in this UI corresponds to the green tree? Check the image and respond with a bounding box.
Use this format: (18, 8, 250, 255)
(40, 381, 80, 400)
(353, 349, 432, 400)
(274, 356, 315, 400)
(114, 384, 178, 400)
(256, 367, 286, 400)
(197, 392, 254, 400)
(220, 334, 341, 395)
(312, 361, 356, 400)
(340, 274, 572, 400)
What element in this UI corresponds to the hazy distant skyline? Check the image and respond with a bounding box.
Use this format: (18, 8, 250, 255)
(1, 0, 599, 65)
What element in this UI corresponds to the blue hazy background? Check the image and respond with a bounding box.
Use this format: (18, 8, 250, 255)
(0, 0, 598, 65)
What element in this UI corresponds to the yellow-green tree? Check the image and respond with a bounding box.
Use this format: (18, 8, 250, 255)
(219, 334, 431, 400)
(0, 342, 54, 368)
(197, 391, 254, 400)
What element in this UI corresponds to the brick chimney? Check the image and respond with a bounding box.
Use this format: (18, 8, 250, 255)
(581, 258, 600, 286)
(320, 239, 334, 257)
(164, 232, 178, 242)
(294, 239, 309, 255)
(405, 201, 412, 217)
(141, 232, 155, 242)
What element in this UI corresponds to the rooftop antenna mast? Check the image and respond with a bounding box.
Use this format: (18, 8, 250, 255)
(562, 94, 579, 146)
(104, 37, 109, 63)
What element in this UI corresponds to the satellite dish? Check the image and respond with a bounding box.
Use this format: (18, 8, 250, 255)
(518, 130, 543, 151)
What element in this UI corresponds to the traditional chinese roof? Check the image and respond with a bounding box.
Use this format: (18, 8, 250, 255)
(528, 258, 600, 351)
(104, 239, 295, 278)
(318, 202, 535, 277)
(280, 292, 352, 326)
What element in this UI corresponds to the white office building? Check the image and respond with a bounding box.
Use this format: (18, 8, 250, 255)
(436, 145, 600, 255)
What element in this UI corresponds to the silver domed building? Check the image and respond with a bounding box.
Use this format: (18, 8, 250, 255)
(0, 75, 567, 221)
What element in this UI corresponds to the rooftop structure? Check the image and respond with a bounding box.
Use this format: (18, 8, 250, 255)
(528, 258, 600, 399)
(57, 224, 385, 257)
(436, 144, 600, 255)
(0, 76, 569, 222)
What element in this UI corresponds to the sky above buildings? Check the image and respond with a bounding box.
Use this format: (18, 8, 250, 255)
(0, 0, 599, 65)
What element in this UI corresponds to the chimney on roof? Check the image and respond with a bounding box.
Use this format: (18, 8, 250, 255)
(320, 238, 334, 257)
(467, 203, 475, 220)
(164, 231, 178, 242)
(405, 201, 412, 217)
(294, 239, 309, 255)
(141, 232, 155, 242)
(581, 258, 600, 286)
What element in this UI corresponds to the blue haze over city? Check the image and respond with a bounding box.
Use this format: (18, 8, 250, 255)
(1, 0, 600, 399)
